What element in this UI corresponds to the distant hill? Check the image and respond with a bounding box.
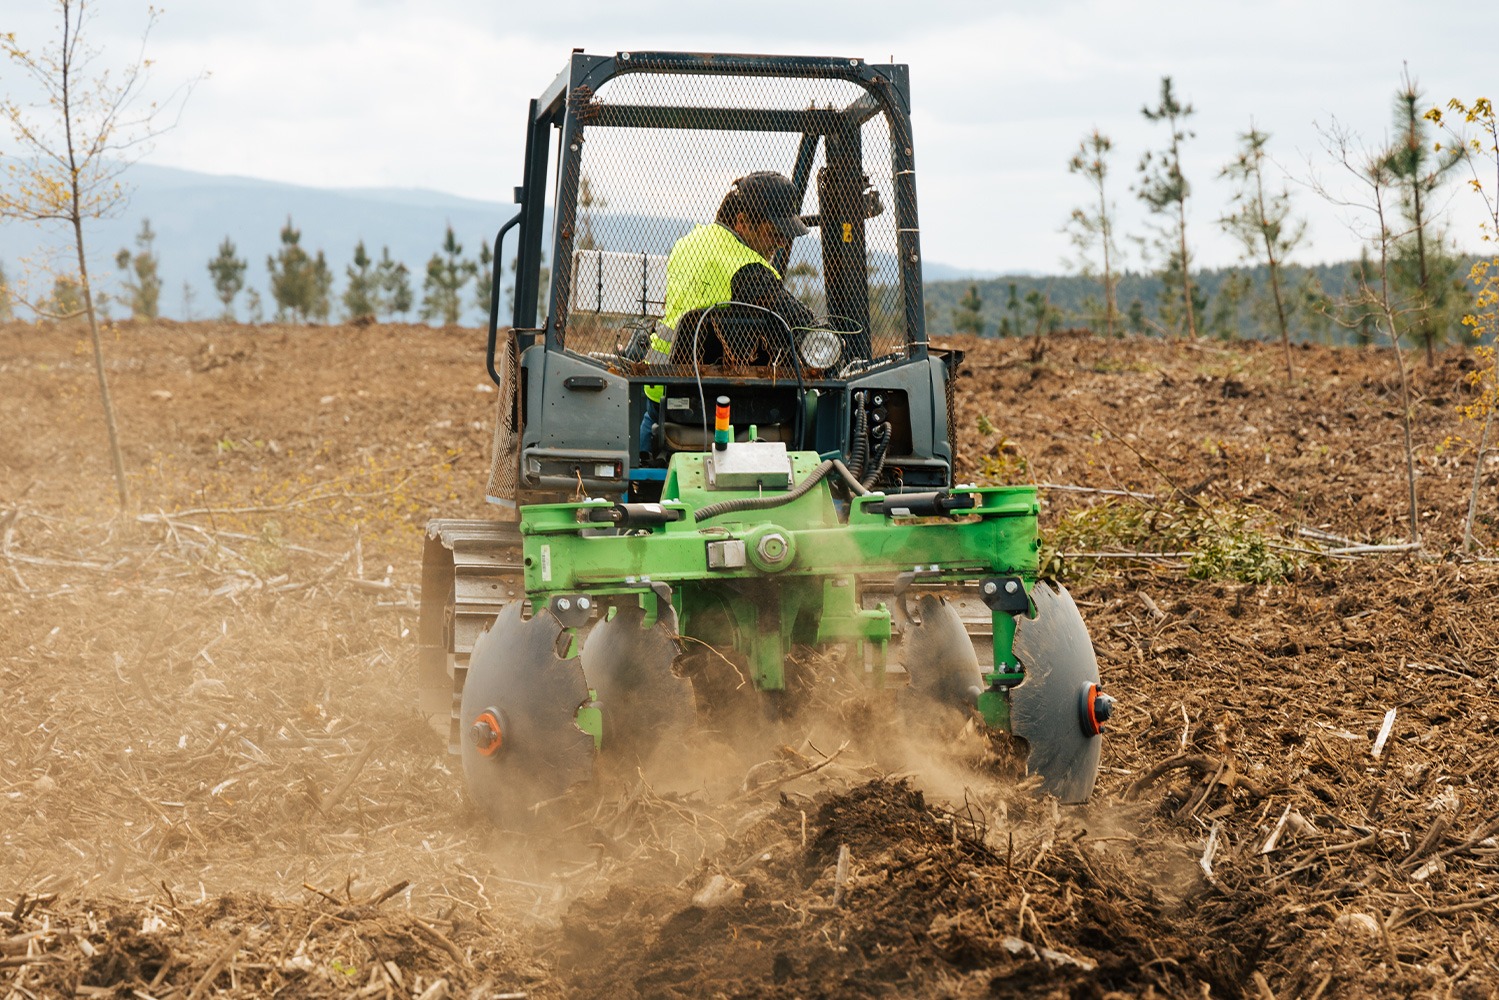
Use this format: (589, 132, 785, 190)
(0, 164, 1003, 324)
(0, 164, 516, 324)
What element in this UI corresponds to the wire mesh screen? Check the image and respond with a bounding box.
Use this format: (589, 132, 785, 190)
(554, 64, 910, 380)
(485, 333, 520, 509)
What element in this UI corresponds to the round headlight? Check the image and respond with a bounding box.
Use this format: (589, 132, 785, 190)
(796, 329, 841, 369)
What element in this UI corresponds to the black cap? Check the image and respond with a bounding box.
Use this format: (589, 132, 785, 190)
(729, 172, 809, 241)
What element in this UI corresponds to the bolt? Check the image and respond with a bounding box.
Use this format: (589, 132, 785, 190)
(756, 533, 789, 564)
(1093, 692, 1116, 724)
(469, 721, 497, 751)
(982, 581, 997, 596)
(557, 598, 572, 611)
(1004, 580, 1019, 594)
(577, 596, 591, 610)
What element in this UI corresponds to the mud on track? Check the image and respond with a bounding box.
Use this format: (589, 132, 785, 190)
(2, 320, 1497, 998)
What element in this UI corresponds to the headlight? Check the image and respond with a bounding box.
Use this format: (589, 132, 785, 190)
(796, 328, 841, 369)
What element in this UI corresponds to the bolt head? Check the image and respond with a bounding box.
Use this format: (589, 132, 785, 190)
(1005, 580, 1019, 594)
(557, 598, 571, 611)
(982, 581, 998, 595)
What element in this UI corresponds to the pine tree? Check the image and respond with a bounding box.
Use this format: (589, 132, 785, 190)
(343, 241, 379, 321)
(267, 217, 316, 322)
(245, 287, 264, 325)
(49, 275, 83, 321)
(952, 283, 984, 335)
(310, 251, 333, 323)
(207, 237, 247, 320)
(473, 239, 495, 320)
(1220, 125, 1306, 377)
(1384, 66, 1466, 365)
(114, 218, 162, 319)
(374, 246, 413, 320)
(1347, 249, 1381, 347)
(420, 225, 477, 326)
(1137, 76, 1199, 339)
(506, 251, 549, 328)
(1065, 129, 1120, 336)
(1024, 288, 1061, 338)
(998, 283, 1022, 337)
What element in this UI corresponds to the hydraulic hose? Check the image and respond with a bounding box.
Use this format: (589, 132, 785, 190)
(848, 390, 869, 481)
(861, 421, 891, 491)
(694, 458, 869, 523)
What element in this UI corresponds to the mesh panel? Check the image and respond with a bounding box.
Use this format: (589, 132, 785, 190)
(485, 333, 520, 512)
(554, 65, 909, 380)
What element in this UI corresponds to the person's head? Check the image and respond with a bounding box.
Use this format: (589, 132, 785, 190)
(716, 172, 809, 258)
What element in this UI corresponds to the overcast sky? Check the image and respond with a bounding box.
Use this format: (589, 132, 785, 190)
(4, 0, 1496, 276)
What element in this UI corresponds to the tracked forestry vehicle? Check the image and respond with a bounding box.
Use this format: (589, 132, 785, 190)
(419, 51, 1114, 825)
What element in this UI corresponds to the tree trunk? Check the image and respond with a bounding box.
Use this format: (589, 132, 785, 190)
(73, 216, 131, 509)
(1099, 184, 1116, 338)
(1176, 196, 1197, 340)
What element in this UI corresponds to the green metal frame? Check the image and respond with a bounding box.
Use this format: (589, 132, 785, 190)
(519, 449, 1040, 731)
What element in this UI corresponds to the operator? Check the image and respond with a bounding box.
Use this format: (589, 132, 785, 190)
(639, 172, 817, 456)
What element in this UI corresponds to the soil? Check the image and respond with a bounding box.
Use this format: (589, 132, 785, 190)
(2, 319, 1497, 999)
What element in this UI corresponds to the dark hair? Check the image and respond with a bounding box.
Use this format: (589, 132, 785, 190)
(714, 172, 809, 239)
(715, 179, 755, 228)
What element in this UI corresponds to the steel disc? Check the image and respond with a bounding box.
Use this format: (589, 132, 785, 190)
(1010, 582, 1103, 803)
(903, 593, 984, 709)
(581, 603, 694, 759)
(459, 602, 595, 826)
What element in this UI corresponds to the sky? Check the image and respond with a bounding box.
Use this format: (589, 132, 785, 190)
(3, 0, 1497, 277)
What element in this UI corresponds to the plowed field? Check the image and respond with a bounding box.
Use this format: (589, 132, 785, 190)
(2, 320, 1496, 999)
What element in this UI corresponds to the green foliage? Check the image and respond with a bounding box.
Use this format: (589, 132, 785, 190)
(999, 283, 1021, 337)
(921, 257, 1458, 346)
(1383, 67, 1467, 363)
(1206, 270, 1251, 340)
(974, 438, 1029, 485)
(506, 251, 549, 328)
(1024, 288, 1061, 338)
(244, 287, 264, 325)
(953, 283, 984, 335)
(48, 275, 83, 320)
(1065, 128, 1120, 335)
(373, 246, 413, 320)
(1219, 126, 1306, 369)
(473, 239, 495, 319)
(1136, 76, 1199, 339)
(267, 218, 317, 323)
(114, 218, 161, 319)
(309, 251, 333, 323)
(1043, 499, 1306, 584)
(207, 236, 247, 320)
(421, 226, 477, 325)
(343, 240, 379, 321)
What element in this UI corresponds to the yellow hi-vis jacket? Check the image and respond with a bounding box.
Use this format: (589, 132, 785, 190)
(644, 223, 782, 403)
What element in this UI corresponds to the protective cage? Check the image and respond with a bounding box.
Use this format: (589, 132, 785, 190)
(530, 52, 926, 382)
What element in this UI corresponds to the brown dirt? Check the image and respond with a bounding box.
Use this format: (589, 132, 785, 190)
(2, 319, 1497, 999)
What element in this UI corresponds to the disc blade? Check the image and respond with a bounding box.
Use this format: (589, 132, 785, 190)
(582, 603, 694, 759)
(903, 593, 983, 708)
(1010, 582, 1102, 803)
(460, 602, 594, 826)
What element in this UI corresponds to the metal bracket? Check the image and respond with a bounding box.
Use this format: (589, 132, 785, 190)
(978, 576, 1030, 614)
(547, 593, 596, 629)
(891, 567, 942, 627)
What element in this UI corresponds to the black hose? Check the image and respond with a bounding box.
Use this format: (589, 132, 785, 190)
(849, 390, 868, 480)
(861, 422, 890, 490)
(694, 458, 868, 523)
